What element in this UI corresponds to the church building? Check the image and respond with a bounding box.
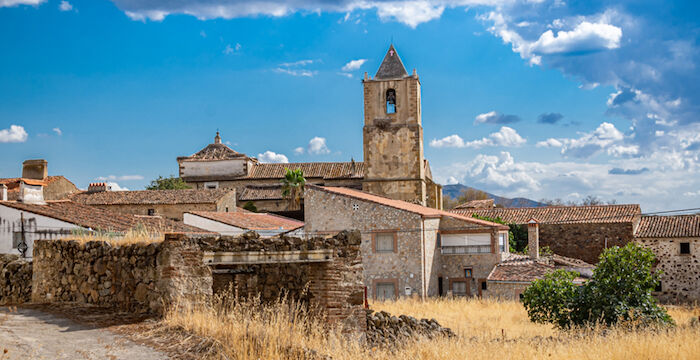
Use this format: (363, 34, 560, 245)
(177, 45, 442, 216)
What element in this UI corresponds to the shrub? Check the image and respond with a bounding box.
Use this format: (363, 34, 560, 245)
(522, 243, 674, 328)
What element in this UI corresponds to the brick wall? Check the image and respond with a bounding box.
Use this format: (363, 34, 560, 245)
(538, 222, 635, 264)
(637, 236, 700, 304)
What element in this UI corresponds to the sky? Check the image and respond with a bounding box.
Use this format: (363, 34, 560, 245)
(1, 0, 699, 212)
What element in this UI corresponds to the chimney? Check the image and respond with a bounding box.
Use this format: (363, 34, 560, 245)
(528, 218, 539, 260)
(1, 184, 6, 201)
(19, 180, 46, 205)
(22, 159, 48, 180)
(88, 182, 110, 193)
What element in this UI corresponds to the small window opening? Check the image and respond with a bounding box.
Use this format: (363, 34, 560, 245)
(464, 268, 473, 278)
(386, 89, 396, 114)
(481, 281, 488, 291)
(655, 282, 662, 292)
(147, 209, 155, 216)
(680, 242, 690, 254)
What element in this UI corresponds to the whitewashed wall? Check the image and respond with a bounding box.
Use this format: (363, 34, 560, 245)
(183, 213, 297, 237)
(180, 159, 246, 178)
(0, 205, 81, 258)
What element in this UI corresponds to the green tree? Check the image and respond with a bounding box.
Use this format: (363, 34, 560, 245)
(146, 175, 191, 190)
(242, 201, 258, 212)
(522, 243, 674, 329)
(281, 168, 306, 208)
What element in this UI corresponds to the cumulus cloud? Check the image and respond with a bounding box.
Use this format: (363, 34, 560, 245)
(537, 122, 636, 158)
(106, 182, 129, 191)
(430, 126, 526, 149)
(52, 127, 62, 136)
(0, 0, 44, 7)
(58, 1, 72, 11)
(293, 147, 305, 155)
(341, 59, 367, 71)
(537, 113, 563, 124)
(96, 175, 145, 181)
(257, 150, 289, 163)
(530, 22, 622, 55)
(307, 136, 330, 155)
(474, 111, 521, 125)
(0, 125, 28, 143)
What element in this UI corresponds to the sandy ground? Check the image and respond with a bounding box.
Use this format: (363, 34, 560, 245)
(0, 307, 168, 360)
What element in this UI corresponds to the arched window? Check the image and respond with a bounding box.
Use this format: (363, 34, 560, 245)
(386, 89, 396, 114)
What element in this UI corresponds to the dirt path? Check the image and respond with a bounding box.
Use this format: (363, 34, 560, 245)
(0, 307, 169, 360)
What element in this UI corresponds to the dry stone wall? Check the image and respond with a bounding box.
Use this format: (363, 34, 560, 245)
(366, 310, 455, 346)
(637, 237, 700, 304)
(0, 254, 32, 305)
(539, 223, 634, 264)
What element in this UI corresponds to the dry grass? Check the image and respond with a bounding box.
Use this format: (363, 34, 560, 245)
(60, 224, 163, 246)
(163, 295, 700, 360)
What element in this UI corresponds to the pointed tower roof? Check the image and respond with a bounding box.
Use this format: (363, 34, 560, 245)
(375, 44, 409, 80)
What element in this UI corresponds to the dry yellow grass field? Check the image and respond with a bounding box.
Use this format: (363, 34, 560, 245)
(164, 295, 700, 360)
(60, 226, 163, 245)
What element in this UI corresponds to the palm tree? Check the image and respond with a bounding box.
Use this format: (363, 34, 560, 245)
(281, 168, 306, 209)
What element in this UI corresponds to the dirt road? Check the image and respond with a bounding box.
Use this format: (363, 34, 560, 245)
(0, 307, 168, 360)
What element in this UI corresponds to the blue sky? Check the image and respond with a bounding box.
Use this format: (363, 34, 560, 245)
(1, 0, 699, 212)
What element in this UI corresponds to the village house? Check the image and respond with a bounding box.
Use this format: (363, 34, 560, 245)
(0, 183, 208, 257)
(184, 210, 303, 237)
(636, 215, 700, 304)
(303, 185, 510, 300)
(176, 45, 442, 216)
(450, 204, 642, 264)
(71, 184, 237, 221)
(0, 159, 78, 201)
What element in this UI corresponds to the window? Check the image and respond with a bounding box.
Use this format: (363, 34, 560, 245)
(147, 209, 155, 216)
(376, 282, 396, 301)
(441, 233, 492, 254)
(481, 281, 488, 291)
(452, 281, 467, 296)
(386, 89, 396, 114)
(464, 268, 473, 278)
(375, 232, 395, 253)
(499, 233, 507, 253)
(204, 181, 219, 189)
(438, 276, 444, 296)
(655, 282, 662, 292)
(680, 242, 690, 254)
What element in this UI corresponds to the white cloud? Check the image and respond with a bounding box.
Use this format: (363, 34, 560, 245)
(275, 59, 316, 77)
(341, 59, 367, 71)
(257, 150, 289, 163)
(223, 43, 241, 55)
(58, 1, 72, 11)
(293, 147, 305, 155)
(96, 175, 144, 181)
(474, 110, 521, 124)
(52, 127, 62, 136)
(536, 138, 563, 148)
(430, 126, 526, 149)
(0, 125, 28, 143)
(540, 122, 633, 158)
(0, 0, 44, 7)
(529, 21, 622, 55)
(106, 182, 129, 191)
(684, 190, 700, 196)
(307, 136, 330, 155)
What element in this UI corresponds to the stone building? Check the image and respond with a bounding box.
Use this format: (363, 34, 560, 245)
(176, 45, 442, 215)
(0, 159, 78, 201)
(71, 186, 237, 221)
(303, 185, 509, 300)
(0, 183, 207, 257)
(636, 215, 700, 304)
(451, 204, 642, 264)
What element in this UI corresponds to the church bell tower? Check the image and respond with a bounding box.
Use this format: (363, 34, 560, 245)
(362, 45, 428, 206)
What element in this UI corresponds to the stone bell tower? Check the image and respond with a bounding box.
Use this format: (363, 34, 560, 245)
(362, 45, 428, 206)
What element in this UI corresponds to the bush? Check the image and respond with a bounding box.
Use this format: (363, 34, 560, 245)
(522, 243, 674, 328)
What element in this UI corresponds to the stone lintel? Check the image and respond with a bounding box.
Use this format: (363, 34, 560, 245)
(203, 249, 334, 265)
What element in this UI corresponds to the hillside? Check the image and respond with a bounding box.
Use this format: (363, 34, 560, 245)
(443, 184, 545, 208)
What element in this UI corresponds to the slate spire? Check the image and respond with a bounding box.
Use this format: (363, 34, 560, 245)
(374, 44, 409, 79)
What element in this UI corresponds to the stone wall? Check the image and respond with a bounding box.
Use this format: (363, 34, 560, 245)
(0, 254, 32, 305)
(637, 236, 700, 304)
(482, 282, 529, 301)
(86, 201, 233, 222)
(538, 222, 635, 264)
(366, 310, 455, 346)
(201, 231, 366, 334)
(31, 236, 212, 314)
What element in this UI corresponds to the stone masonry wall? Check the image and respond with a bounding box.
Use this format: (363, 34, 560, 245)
(637, 237, 700, 304)
(539, 222, 634, 264)
(0, 254, 32, 305)
(31, 236, 212, 314)
(200, 231, 366, 334)
(482, 282, 529, 301)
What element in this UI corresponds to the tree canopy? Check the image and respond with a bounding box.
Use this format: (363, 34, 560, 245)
(146, 175, 191, 190)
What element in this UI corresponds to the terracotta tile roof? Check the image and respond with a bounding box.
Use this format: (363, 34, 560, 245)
(248, 162, 364, 180)
(635, 215, 700, 238)
(71, 189, 234, 205)
(239, 185, 284, 201)
(178, 143, 249, 161)
(0, 176, 75, 201)
(308, 185, 508, 230)
(0, 200, 209, 233)
(454, 199, 495, 209)
(451, 204, 641, 224)
(188, 210, 303, 231)
(488, 254, 592, 282)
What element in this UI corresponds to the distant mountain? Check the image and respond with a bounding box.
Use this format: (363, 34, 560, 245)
(443, 184, 546, 208)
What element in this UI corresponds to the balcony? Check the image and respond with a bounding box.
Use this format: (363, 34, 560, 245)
(441, 245, 492, 255)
